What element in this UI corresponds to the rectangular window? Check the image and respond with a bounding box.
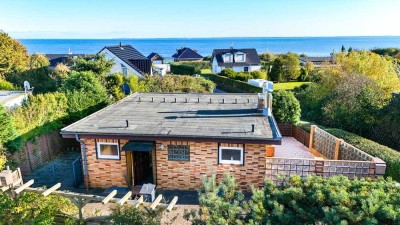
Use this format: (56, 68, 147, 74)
(224, 54, 232, 62)
(168, 145, 190, 161)
(121, 64, 128, 75)
(97, 142, 120, 160)
(244, 67, 249, 72)
(219, 147, 244, 165)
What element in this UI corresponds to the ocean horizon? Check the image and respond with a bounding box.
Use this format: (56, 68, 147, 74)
(19, 36, 400, 60)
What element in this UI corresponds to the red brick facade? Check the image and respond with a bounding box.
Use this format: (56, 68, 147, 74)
(81, 138, 267, 190)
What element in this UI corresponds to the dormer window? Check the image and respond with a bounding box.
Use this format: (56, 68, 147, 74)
(235, 53, 245, 62)
(223, 53, 233, 62)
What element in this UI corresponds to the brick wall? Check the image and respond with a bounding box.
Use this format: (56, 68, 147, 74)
(156, 141, 266, 190)
(82, 138, 267, 190)
(82, 138, 128, 189)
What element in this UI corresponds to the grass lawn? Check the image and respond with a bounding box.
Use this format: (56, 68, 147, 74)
(274, 82, 310, 90)
(200, 69, 212, 74)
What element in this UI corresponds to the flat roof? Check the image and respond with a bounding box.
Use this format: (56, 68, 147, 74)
(0, 91, 26, 104)
(61, 93, 281, 144)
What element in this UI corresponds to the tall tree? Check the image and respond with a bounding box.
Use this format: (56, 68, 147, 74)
(71, 54, 114, 76)
(281, 53, 301, 81)
(341, 45, 346, 52)
(0, 31, 29, 77)
(29, 54, 50, 69)
(269, 57, 284, 82)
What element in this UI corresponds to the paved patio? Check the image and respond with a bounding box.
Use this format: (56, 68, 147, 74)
(274, 137, 316, 159)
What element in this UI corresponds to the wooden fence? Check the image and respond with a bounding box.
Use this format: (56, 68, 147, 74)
(278, 123, 310, 147)
(7, 131, 79, 175)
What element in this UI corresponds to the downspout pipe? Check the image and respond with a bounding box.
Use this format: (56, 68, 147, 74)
(75, 134, 89, 190)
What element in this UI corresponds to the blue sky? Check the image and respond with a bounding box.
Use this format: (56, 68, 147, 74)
(1, 0, 399, 39)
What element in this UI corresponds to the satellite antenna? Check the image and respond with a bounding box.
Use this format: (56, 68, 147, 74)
(121, 83, 131, 95)
(23, 81, 31, 92)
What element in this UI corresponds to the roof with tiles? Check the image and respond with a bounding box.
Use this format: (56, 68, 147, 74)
(172, 47, 203, 59)
(100, 45, 152, 75)
(212, 48, 261, 67)
(61, 93, 281, 144)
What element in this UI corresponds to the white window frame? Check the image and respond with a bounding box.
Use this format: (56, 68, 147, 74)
(121, 64, 128, 75)
(219, 146, 244, 165)
(235, 53, 245, 62)
(224, 53, 232, 62)
(97, 142, 120, 160)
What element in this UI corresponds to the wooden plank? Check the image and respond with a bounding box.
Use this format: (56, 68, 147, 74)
(117, 191, 132, 205)
(102, 190, 117, 204)
(15, 179, 34, 194)
(167, 196, 178, 211)
(134, 195, 143, 208)
(309, 125, 316, 150)
(334, 139, 341, 160)
(150, 194, 163, 210)
(42, 183, 61, 197)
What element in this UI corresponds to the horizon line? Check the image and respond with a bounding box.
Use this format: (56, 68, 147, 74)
(16, 35, 400, 40)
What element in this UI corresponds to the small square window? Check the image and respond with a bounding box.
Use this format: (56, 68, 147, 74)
(168, 145, 190, 161)
(97, 142, 120, 160)
(121, 64, 128, 75)
(219, 147, 244, 165)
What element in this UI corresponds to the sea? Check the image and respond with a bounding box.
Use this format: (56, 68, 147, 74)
(19, 36, 400, 61)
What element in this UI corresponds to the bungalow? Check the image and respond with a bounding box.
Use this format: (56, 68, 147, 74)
(99, 44, 152, 77)
(299, 56, 334, 67)
(61, 89, 281, 190)
(211, 48, 262, 74)
(172, 47, 203, 62)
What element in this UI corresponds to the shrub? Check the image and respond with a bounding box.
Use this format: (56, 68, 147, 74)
(7, 67, 59, 94)
(248, 175, 400, 224)
(220, 68, 237, 78)
(0, 192, 76, 224)
(140, 74, 215, 93)
(29, 53, 50, 69)
(250, 70, 267, 79)
(170, 63, 197, 75)
(110, 205, 163, 225)
(0, 79, 17, 90)
(201, 73, 262, 93)
(0, 31, 29, 77)
(0, 105, 18, 145)
(272, 90, 301, 124)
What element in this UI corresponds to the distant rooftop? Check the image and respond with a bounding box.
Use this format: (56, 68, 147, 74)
(61, 93, 281, 144)
(299, 56, 333, 64)
(172, 47, 203, 59)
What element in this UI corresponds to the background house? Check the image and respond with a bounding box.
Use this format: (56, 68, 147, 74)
(45, 53, 93, 67)
(61, 92, 281, 190)
(299, 56, 334, 67)
(148, 52, 169, 76)
(172, 47, 203, 62)
(99, 44, 152, 77)
(211, 48, 262, 73)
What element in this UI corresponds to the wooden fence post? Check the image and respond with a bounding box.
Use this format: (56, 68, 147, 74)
(334, 139, 341, 160)
(309, 125, 316, 151)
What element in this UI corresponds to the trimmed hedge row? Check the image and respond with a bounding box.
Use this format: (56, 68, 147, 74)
(170, 61, 211, 75)
(201, 73, 262, 93)
(170, 63, 198, 75)
(297, 121, 400, 181)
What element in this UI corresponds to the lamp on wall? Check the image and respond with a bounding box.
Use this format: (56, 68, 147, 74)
(159, 144, 164, 150)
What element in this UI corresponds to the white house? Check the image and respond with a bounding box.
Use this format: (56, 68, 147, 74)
(99, 44, 152, 77)
(211, 48, 262, 74)
(147, 52, 170, 76)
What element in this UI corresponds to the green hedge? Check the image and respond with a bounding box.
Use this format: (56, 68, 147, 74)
(170, 64, 197, 75)
(297, 121, 400, 181)
(201, 73, 262, 93)
(170, 61, 211, 75)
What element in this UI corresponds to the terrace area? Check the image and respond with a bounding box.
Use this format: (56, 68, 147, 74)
(266, 124, 387, 182)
